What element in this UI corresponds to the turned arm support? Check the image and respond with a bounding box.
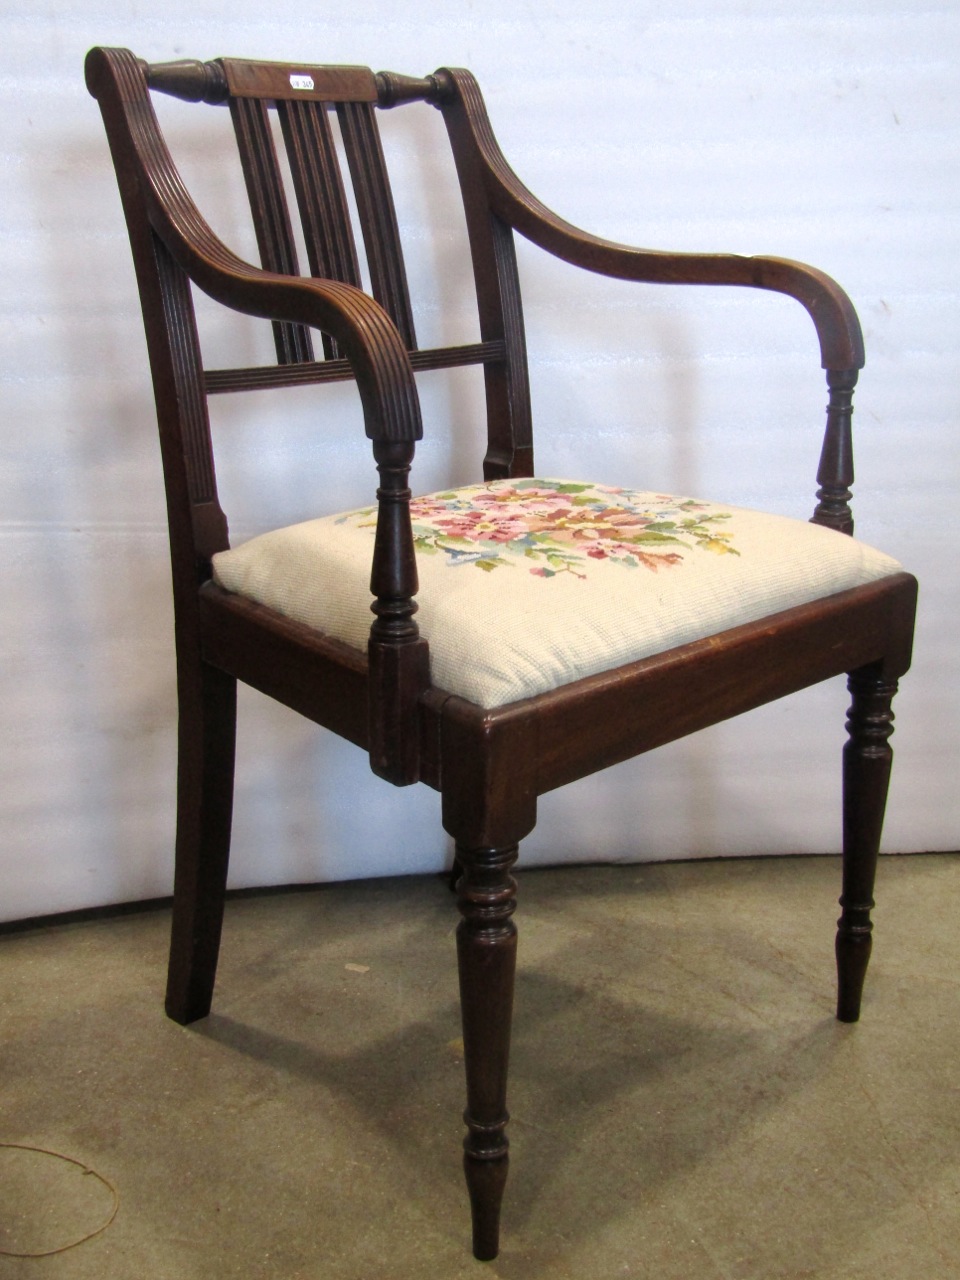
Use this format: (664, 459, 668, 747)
(367, 441, 431, 785)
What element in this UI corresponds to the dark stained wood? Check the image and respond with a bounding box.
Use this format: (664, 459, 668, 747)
(337, 101, 418, 349)
(146, 57, 380, 106)
(230, 95, 315, 364)
(87, 44, 917, 1261)
(367, 439, 431, 785)
(433, 66, 865, 372)
(375, 71, 441, 108)
(197, 583, 370, 749)
(203, 339, 505, 394)
(813, 368, 857, 533)
(836, 666, 899, 1022)
(165, 660, 236, 1025)
(220, 58, 378, 103)
(440, 701, 536, 1260)
(528, 572, 915, 797)
(276, 97, 361, 293)
(455, 841, 519, 1261)
(145, 58, 229, 104)
(438, 84, 534, 480)
(275, 96, 360, 360)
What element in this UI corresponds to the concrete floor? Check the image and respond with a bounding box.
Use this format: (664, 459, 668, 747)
(0, 854, 957, 1279)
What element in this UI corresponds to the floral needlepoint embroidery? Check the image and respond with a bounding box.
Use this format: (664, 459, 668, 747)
(343, 480, 739, 579)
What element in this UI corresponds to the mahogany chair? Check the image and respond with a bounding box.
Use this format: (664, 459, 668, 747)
(86, 46, 916, 1260)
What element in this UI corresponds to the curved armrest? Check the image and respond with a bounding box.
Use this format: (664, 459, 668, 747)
(161, 245, 423, 446)
(86, 46, 422, 444)
(436, 67, 863, 371)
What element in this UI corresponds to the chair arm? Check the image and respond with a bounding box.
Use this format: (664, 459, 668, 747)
(87, 46, 429, 784)
(86, 46, 422, 446)
(435, 67, 864, 372)
(152, 234, 422, 447)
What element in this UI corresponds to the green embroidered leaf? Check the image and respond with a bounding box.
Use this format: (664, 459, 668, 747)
(628, 531, 684, 545)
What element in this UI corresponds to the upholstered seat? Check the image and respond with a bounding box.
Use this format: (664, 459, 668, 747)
(213, 477, 902, 708)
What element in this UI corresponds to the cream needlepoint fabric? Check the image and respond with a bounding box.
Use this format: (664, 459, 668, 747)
(212, 479, 903, 709)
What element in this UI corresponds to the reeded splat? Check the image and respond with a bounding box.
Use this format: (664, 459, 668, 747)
(337, 101, 417, 349)
(276, 97, 362, 359)
(837, 666, 898, 1022)
(229, 96, 314, 364)
(277, 99, 361, 289)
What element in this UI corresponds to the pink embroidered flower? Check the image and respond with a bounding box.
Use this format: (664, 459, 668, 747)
(396, 480, 737, 578)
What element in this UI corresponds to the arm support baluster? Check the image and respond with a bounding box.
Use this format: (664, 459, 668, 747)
(368, 440, 430, 784)
(813, 369, 857, 534)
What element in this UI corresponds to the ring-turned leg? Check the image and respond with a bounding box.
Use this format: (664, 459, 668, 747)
(165, 659, 237, 1025)
(836, 667, 898, 1022)
(455, 841, 519, 1261)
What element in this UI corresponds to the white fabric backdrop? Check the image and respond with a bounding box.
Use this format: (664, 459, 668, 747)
(1, 1, 957, 919)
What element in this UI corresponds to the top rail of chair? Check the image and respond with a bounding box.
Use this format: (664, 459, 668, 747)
(143, 56, 442, 108)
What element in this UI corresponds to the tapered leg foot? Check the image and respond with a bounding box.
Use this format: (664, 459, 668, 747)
(836, 667, 898, 1023)
(165, 661, 237, 1025)
(455, 842, 518, 1261)
(464, 1148, 509, 1261)
(836, 931, 873, 1023)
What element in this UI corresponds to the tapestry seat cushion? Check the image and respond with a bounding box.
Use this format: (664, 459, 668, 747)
(212, 479, 902, 709)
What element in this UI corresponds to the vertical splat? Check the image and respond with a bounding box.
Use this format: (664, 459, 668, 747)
(337, 101, 418, 350)
(229, 96, 314, 364)
(276, 98, 362, 361)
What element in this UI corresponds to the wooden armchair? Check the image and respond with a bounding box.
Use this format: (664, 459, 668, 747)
(86, 46, 916, 1260)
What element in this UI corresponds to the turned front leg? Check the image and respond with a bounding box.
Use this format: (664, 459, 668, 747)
(455, 842, 519, 1261)
(836, 668, 898, 1022)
